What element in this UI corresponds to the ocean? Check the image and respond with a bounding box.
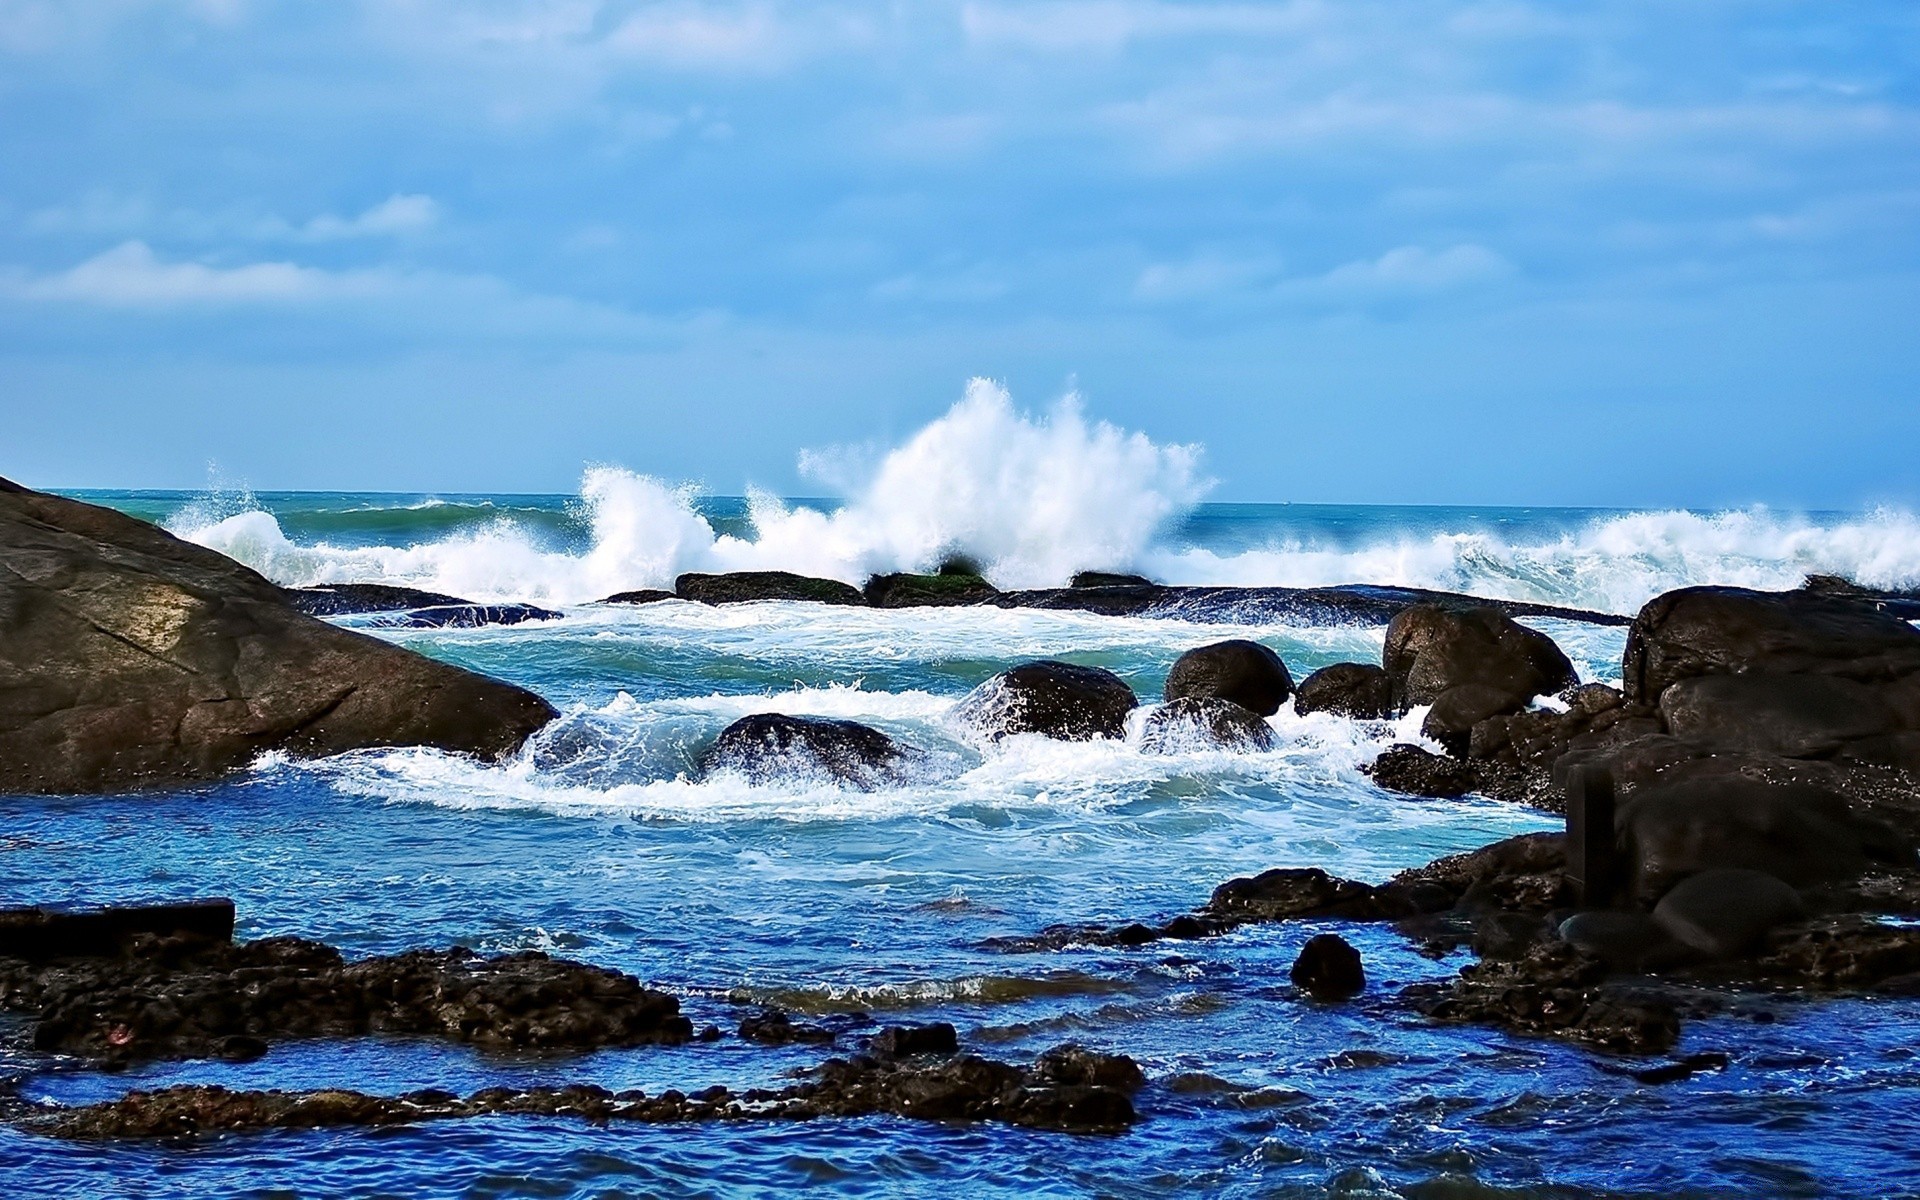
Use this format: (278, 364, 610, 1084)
(5, 458, 1920, 1196)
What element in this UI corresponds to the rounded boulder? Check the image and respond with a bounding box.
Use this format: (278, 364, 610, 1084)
(1164, 640, 1294, 717)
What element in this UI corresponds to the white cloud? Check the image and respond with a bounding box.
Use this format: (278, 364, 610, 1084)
(22, 193, 442, 243)
(961, 1, 1319, 54)
(294, 194, 440, 240)
(3, 241, 381, 305)
(1133, 250, 1285, 302)
(1284, 243, 1514, 300)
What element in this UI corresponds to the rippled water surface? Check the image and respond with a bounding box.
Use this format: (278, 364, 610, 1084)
(5, 494, 1920, 1198)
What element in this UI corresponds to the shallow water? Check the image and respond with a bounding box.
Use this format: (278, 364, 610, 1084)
(5, 492, 1920, 1197)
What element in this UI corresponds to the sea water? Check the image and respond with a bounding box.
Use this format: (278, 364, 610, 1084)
(5, 393, 1920, 1198)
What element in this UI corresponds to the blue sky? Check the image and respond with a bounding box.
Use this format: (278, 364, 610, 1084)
(2, 0, 1917, 506)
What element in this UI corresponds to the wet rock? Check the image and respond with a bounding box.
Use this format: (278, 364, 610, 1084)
(953, 661, 1137, 741)
(26, 1044, 1142, 1140)
(1140, 697, 1277, 753)
(1291, 934, 1365, 1000)
(737, 1009, 835, 1045)
(1652, 869, 1806, 960)
(868, 1022, 959, 1058)
(1208, 868, 1423, 923)
(1070, 571, 1153, 589)
(1622, 585, 1920, 707)
(1660, 673, 1897, 758)
(0, 900, 234, 962)
(1406, 941, 1682, 1055)
(674, 571, 864, 605)
(0, 478, 557, 794)
(1030, 1043, 1147, 1092)
(1163, 640, 1295, 717)
(1752, 916, 1920, 988)
(1618, 776, 1911, 902)
(1366, 744, 1478, 799)
(1293, 663, 1395, 720)
(1467, 685, 1657, 808)
(0, 936, 691, 1063)
(368, 603, 560, 629)
(1557, 911, 1689, 973)
(597, 589, 676, 605)
(864, 572, 1000, 607)
(1600, 1051, 1731, 1085)
(287, 583, 471, 616)
(1384, 604, 1579, 752)
(701, 713, 910, 788)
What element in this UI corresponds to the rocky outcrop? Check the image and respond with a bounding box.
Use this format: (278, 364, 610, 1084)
(286, 583, 471, 616)
(953, 661, 1138, 741)
(0, 478, 556, 794)
(865, 572, 1000, 607)
(1162, 640, 1294, 716)
(675, 571, 864, 605)
(701, 713, 911, 788)
(22, 1042, 1144, 1140)
(1293, 663, 1394, 719)
(1069, 571, 1153, 589)
(367, 603, 560, 629)
(1290, 934, 1364, 1000)
(1384, 604, 1579, 753)
(1364, 744, 1478, 798)
(1140, 697, 1276, 753)
(597, 589, 677, 605)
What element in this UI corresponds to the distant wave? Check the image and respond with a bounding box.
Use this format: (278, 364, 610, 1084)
(167, 379, 1920, 613)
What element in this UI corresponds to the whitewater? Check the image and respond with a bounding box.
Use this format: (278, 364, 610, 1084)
(155, 379, 1920, 616)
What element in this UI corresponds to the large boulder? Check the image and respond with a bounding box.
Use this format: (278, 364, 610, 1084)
(1383, 605, 1578, 752)
(701, 713, 910, 789)
(1659, 672, 1896, 757)
(953, 661, 1137, 742)
(1651, 868, 1805, 960)
(1366, 743, 1477, 799)
(287, 583, 471, 616)
(675, 571, 864, 606)
(1163, 640, 1294, 717)
(1622, 586, 1920, 707)
(1140, 697, 1276, 753)
(863, 572, 999, 608)
(0, 479, 556, 794)
(1293, 663, 1394, 719)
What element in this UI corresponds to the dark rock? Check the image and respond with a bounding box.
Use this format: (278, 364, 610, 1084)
(983, 583, 1625, 627)
(868, 1022, 959, 1058)
(1407, 941, 1681, 1054)
(1163, 640, 1294, 717)
(596, 589, 676, 605)
(1557, 911, 1689, 973)
(1291, 934, 1364, 999)
(1029, 1043, 1147, 1092)
(953, 661, 1137, 741)
(1070, 571, 1153, 589)
(864, 572, 1000, 607)
(1660, 672, 1896, 757)
(368, 603, 560, 629)
(736, 1009, 835, 1045)
(1293, 663, 1394, 719)
(1652, 868, 1806, 960)
(675, 571, 864, 606)
(1384, 604, 1579, 752)
(1618, 775, 1912, 901)
(1140, 697, 1276, 753)
(1605, 1051, 1731, 1084)
(0, 900, 234, 962)
(0, 479, 557, 794)
(701, 713, 910, 789)
(1208, 868, 1422, 923)
(1752, 915, 1920, 988)
(27, 1042, 1141, 1140)
(287, 583, 471, 616)
(0, 935, 691, 1063)
(1366, 744, 1478, 799)
(1622, 585, 1920, 706)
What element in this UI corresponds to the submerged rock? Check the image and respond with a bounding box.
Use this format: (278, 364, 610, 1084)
(1140, 697, 1276, 753)
(737, 1009, 835, 1045)
(286, 583, 472, 616)
(368, 603, 560, 629)
(25, 1045, 1144, 1140)
(0, 478, 556, 794)
(1293, 663, 1395, 720)
(953, 661, 1137, 742)
(1365, 744, 1478, 799)
(1291, 934, 1365, 1000)
(701, 713, 911, 788)
(597, 589, 677, 605)
(1163, 640, 1294, 717)
(1384, 604, 1578, 753)
(675, 571, 864, 605)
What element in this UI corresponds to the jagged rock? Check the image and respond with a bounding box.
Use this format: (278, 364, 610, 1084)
(0, 478, 556, 794)
(1069, 571, 1153, 589)
(1029, 1043, 1146, 1092)
(1406, 941, 1681, 1055)
(0, 936, 690, 1063)
(1366, 743, 1478, 798)
(953, 661, 1137, 741)
(1293, 663, 1394, 719)
(737, 1009, 835, 1045)
(674, 571, 864, 605)
(286, 583, 471, 616)
(701, 713, 910, 788)
(1163, 640, 1294, 717)
(1291, 934, 1364, 1000)
(864, 572, 1000, 607)
(1383, 604, 1578, 753)
(1140, 697, 1276, 753)
(867, 1022, 959, 1058)
(1652, 868, 1806, 960)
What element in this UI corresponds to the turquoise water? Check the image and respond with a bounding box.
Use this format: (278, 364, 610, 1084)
(3, 493, 1920, 1198)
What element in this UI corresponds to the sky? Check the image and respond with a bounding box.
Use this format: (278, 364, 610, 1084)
(2, 0, 1917, 507)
